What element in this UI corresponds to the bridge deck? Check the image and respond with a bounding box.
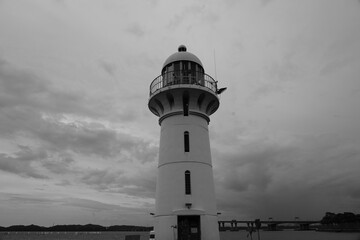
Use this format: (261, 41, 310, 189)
(219, 220, 320, 224)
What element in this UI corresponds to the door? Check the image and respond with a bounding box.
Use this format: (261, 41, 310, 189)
(178, 215, 201, 240)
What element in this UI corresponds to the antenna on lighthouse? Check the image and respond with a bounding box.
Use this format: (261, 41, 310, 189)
(213, 49, 218, 80)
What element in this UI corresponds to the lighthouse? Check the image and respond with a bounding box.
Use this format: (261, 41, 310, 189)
(148, 45, 223, 240)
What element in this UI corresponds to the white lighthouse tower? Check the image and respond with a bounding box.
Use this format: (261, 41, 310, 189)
(148, 45, 223, 240)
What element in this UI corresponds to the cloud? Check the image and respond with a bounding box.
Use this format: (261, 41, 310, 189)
(98, 60, 118, 77)
(0, 57, 153, 158)
(7, 194, 58, 205)
(0, 58, 49, 110)
(125, 23, 145, 37)
(242, 50, 302, 104)
(320, 55, 358, 76)
(259, 0, 274, 6)
(41, 153, 75, 174)
(1, 61, 40, 98)
(4, 193, 150, 216)
(0, 145, 48, 179)
(215, 141, 294, 192)
(0, 58, 92, 134)
(0, 56, 158, 196)
(265, 52, 300, 83)
(35, 117, 158, 161)
(0, 192, 153, 226)
(116, 169, 157, 198)
(214, 133, 360, 219)
(80, 165, 156, 199)
(0, 56, 138, 127)
(63, 197, 120, 211)
(166, 4, 206, 30)
(81, 169, 124, 189)
(36, 120, 122, 158)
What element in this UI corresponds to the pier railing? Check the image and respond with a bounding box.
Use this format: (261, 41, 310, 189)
(150, 71, 217, 96)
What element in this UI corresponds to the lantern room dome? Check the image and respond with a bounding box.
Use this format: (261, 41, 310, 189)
(162, 45, 203, 69)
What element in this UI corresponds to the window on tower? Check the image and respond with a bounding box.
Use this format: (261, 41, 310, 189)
(185, 170, 191, 195)
(183, 91, 189, 116)
(184, 131, 190, 152)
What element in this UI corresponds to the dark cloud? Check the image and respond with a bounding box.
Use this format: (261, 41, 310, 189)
(34, 119, 158, 161)
(116, 169, 157, 198)
(41, 153, 75, 174)
(0, 57, 137, 130)
(0, 57, 153, 161)
(213, 133, 360, 220)
(56, 179, 72, 186)
(0, 145, 48, 179)
(215, 143, 293, 193)
(0, 56, 159, 201)
(81, 169, 124, 189)
(36, 121, 122, 158)
(0, 58, 98, 141)
(131, 140, 158, 164)
(0, 58, 88, 116)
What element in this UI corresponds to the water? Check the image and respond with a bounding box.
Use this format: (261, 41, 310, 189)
(0, 231, 149, 240)
(0, 230, 359, 240)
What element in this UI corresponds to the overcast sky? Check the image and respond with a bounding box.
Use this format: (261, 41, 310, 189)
(0, 0, 360, 227)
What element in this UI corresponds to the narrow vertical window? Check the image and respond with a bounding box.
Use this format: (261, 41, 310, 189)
(185, 170, 191, 195)
(184, 131, 189, 152)
(183, 92, 189, 116)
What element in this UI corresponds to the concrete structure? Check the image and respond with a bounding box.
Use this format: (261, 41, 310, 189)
(148, 45, 224, 240)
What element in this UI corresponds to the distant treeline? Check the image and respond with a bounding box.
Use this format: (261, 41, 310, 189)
(0, 224, 153, 232)
(321, 212, 360, 224)
(319, 212, 360, 232)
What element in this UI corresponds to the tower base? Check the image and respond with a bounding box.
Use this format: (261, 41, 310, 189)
(154, 214, 220, 240)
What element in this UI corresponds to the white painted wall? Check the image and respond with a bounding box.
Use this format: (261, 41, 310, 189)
(154, 113, 220, 240)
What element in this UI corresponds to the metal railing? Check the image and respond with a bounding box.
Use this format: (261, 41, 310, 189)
(150, 71, 217, 96)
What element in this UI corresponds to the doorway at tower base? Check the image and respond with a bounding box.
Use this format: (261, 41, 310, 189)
(178, 215, 200, 240)
(154, 214, 220, 240)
